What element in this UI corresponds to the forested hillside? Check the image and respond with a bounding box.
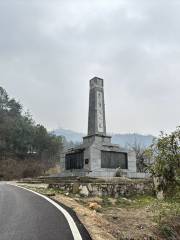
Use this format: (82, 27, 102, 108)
(0, 87, 63, 179)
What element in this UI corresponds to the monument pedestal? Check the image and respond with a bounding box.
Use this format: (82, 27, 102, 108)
(83, 134, 111, 145)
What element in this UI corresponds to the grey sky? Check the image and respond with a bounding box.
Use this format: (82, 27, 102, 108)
(0, 0, 179, 136)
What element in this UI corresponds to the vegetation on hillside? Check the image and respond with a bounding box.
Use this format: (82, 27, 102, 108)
(0, 86, 63, 179)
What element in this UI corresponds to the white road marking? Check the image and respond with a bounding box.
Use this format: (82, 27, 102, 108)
(7, 183, 82, 240)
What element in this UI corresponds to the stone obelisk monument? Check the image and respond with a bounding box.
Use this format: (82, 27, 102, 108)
(60, 76, 137, 178)
(88, 77, 106, 136)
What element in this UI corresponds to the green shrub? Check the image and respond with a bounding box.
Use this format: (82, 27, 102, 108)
(102, 197, 112, 207)
(160, 224, 176, 240)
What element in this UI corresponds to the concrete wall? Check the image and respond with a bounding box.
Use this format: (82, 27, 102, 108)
(90, 144, 101, 171)
(83, 147, 91, 171)
(127, 151, 137, 172)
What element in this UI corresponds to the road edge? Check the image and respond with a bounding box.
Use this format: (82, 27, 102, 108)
(7, 183, 83, 240)
(52, 198, 92, 240)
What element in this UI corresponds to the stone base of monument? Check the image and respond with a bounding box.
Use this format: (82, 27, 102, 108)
(58, 170, 149, 179)
(59, 134, 141, 179)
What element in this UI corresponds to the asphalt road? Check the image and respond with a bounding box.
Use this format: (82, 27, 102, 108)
(0, 183, 87, 240)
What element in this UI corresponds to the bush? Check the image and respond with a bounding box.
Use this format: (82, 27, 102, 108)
(0, 159, 47, 180)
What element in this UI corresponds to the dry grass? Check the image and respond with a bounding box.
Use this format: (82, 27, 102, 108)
(45, 164, 60, 175)
(0, 159, 46, 180)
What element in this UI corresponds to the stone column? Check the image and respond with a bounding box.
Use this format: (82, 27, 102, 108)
(88, 77, 106, 136)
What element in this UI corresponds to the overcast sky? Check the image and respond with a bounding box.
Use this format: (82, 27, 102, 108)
(0, 0, 180, 136)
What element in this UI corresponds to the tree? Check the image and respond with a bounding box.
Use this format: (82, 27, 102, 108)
(130, 141, 146, 172)
(33, 124, 49, 158)
(147, 127, 180, 199)
(7, 98, 22, 116)
(10, 115, 35, 159)
(0, 87, 8, 110)
(0, 86, 63, 165)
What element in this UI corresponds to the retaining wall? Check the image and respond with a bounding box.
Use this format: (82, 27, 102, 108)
(48, 179, 153, 198)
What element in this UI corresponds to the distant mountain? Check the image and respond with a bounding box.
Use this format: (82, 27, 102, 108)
(51, 128, 84, 143)
(52, 128, 154, 148)
(112, 133, 154, 148)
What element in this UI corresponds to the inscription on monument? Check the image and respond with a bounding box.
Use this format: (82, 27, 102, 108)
(97, 91, 104, 132)
(88, 77, 106, 135)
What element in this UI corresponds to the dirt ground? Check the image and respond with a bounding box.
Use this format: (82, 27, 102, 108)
(53, 195, 158, 240)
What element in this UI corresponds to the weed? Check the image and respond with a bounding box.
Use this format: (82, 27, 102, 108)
(115, 197, 132, 208)
(160, 224, 176, 240)
(116, 195, 156, 209)
(101, 197, 112, 207)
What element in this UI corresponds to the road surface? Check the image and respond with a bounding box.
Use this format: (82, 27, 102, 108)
(0, 183, 89, 240)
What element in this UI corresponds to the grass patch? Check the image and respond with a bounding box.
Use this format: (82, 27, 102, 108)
(159, 224, 177, 240)
(116, 195, 156, 209)
(101, 197, 112, 207)
(151, 200, 180, 224)
(130, 195, 156, 208)
(115, 197, 132, 208)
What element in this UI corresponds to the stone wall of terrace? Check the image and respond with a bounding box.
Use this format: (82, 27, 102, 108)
(48, 178, 153, 198)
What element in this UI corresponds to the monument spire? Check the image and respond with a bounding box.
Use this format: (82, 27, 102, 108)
(88, 77, 106, 136)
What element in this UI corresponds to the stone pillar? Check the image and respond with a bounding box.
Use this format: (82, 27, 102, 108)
(88, 77, 106, 136)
